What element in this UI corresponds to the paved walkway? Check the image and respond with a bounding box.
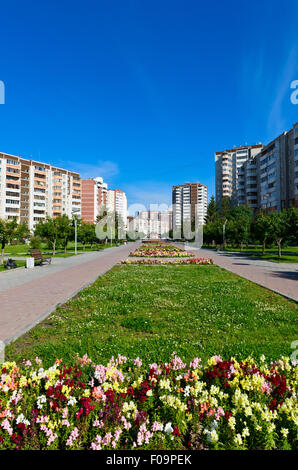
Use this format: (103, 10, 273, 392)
(187, 246, 298, 302)
(0, 242, 140, 344)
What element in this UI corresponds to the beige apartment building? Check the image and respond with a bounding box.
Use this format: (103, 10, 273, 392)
(0, 152, 81, 229)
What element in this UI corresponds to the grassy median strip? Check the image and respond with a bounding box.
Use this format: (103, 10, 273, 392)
(6, 264, 298, 367)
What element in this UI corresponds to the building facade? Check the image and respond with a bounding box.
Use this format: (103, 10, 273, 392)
(0, 152, 81, 229)
(215, 122, 298, 212)
(172, 182, 208, 231)
(215, 144, 263, 207)
(81, 177, 107, 223)
(106, 189, 127, 222)
(257, 122, 298, 211)
(129, 210, 172, 239)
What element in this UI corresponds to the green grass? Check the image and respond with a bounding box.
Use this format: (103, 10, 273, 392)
(6, 264, 298, 368)
(0, 260, 26, 271)
(4, 242, 122, 257)
(203, 244, 298, 263)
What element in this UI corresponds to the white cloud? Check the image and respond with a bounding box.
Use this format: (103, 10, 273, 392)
(63, 160, 119, 180)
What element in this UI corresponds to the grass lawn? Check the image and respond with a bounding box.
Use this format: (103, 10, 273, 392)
(203, 244, 298, 262)
(6, 264, 298, 367)
(0, 260, 26, 271)
(4, 241, 122, 257)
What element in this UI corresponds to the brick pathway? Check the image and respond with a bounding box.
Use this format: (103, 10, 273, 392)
(0, 242, 140, 344)
(188, 247, 298, 302)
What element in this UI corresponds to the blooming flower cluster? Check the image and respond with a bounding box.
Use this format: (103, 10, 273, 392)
(120, 258, 214, 265)
(0, 354, 297, 450)
(129, 244, 194, 258)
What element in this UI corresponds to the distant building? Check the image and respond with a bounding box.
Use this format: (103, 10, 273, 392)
(0, 152, 81, 229)
(106, 189, 128, 222)
(172, 182, 208, 231)
(129, 210, 172, 239)
(81, 177, 107, 223)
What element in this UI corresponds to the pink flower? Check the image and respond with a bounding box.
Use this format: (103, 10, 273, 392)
(133, 357, 142, 367)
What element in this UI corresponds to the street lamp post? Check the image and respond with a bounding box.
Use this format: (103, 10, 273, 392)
(71, 208, 80, 255)
(223, 219, 227, 249)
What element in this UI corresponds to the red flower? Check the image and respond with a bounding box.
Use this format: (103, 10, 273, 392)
(173, 426, 180, 436)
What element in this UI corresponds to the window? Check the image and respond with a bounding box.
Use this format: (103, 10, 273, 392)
(6, 159, 19, 166)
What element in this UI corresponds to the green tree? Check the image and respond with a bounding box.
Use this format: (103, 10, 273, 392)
(203, 220, 222, 246)
(286, 207, 298, 245)
(35, 216, 60, 255)
(205, 196, 218, 224)
(15, 221, 30, 243)
(0, 217, 18, 264)
(252, 212, 273, 254)
(227, 205, 252, 250)
(268, 211, 291, 258)
(78, 221, 95, 250)
(56, 215, 73, 253)
(220, 197, 231, 219)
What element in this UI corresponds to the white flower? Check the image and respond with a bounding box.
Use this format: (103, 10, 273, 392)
(37, 394, 47, 410)
(16, 413, 30, 426)
(164, 422, 173, 435)
(67, 396, 77, 406)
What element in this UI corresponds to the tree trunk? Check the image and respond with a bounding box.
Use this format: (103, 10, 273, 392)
(83, 242, 86, 251)
(53, 239, 56, 256)
(262, 240, 266, 255)
(212, 240, 215, 247)
(240, 241, 243, 252)
(277, 239, 282, 258)
(64, 242, 67, 254)
(1, 244, 5, 265)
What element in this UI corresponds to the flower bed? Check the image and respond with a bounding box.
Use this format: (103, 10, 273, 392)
(120, 258, 214, 265)
(130, 245, 194, 258)
(0, 354, 297, 450)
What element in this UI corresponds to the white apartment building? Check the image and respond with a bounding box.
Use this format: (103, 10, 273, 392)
(0, 152, 81, 229)
(130, 210, 172, 239)
(215, 144, 263, 207)
(214, 122, 298, 212)
(257, 122, 298, 211)
(172, 182, 208, 230)
(106, 189, 128, 223)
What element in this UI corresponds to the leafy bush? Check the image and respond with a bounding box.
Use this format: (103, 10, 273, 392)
(29, 236, 42, 250)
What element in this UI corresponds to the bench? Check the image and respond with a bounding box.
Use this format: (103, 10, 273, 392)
(29, 249, 52, 265)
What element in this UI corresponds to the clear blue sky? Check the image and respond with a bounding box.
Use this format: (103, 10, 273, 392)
(0, 0, 297, 211)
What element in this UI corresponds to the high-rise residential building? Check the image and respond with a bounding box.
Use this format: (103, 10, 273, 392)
(0, 152, 81, 229)
(214, 122, 298, 212)
(106, 189, 127, 222)
(257, 122, 298, 211)
(81, 177, 108, 223)
(215, 144, 263, 207)
(172, 182, 208, 231)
